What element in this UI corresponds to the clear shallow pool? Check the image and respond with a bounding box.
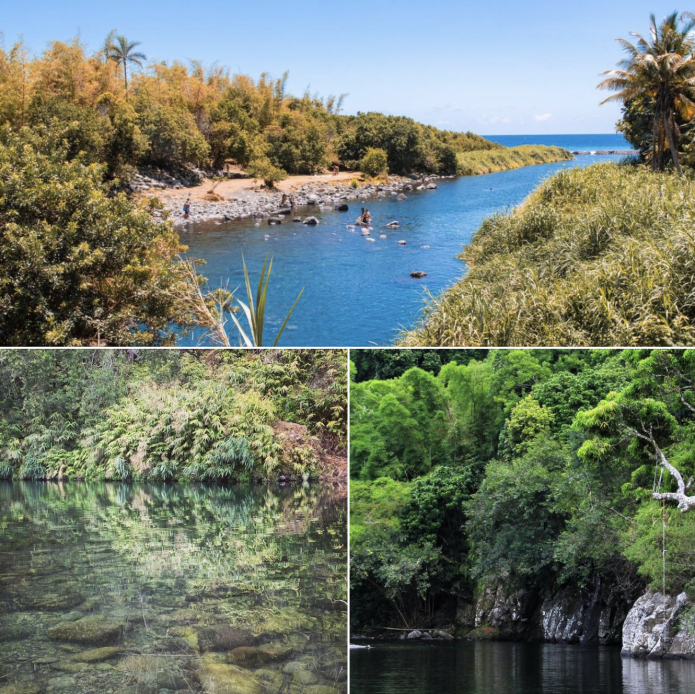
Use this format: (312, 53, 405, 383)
(0, 482, 347, 694)
(350, 641, 695, 694)
(178, 155, 623, 347)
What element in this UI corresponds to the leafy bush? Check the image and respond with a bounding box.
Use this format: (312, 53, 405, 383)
(0, 125, 190, 346)
(247, 157, 288, 188)
(360, 147, 389, 177)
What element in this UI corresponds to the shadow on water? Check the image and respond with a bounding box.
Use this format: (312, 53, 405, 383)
(178, 155, 623, 347)
(0, 481, 347, 694)
(350, 641, 695, 694)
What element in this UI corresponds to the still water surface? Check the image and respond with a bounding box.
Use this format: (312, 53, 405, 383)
(350, 641, 695, 694)
(179, 155, 623, 346)
(0, 482, 346, 694)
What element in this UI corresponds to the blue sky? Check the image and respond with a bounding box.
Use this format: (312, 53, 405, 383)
(0, 1, 685, 134)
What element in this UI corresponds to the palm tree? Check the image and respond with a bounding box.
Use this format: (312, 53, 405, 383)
(598, 12, 695, 174)
(106, 35, 146, 94)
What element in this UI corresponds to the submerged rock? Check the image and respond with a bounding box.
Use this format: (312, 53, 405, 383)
(47, 615, 125, 646)
(226, 647, 273, 668)
(22, 593, 84, 612)
(0, 684, 43, 694)
(70, 646, 122, 663)
(0, 626, 32, 642)
(305, 687, 341, 694)
(117, 654, 188, 690)
(410, 271, 427, 278)
(197, 625, 257, 652)
(257, 641, 294, 660)
(198, 655, 262, 694)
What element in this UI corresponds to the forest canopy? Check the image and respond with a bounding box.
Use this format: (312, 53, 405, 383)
(350, 349, 695, 632)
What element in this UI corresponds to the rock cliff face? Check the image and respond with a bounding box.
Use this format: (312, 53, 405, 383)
(621, 591, 695, 659)
(452, 586, 695, 658)
(455, 582, 630, 645)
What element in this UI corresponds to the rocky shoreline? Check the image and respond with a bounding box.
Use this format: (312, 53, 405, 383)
(352, 588, 695, 659)
(148, 174, 448, 226)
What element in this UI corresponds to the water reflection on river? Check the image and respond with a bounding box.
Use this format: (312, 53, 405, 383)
(350, 641, 695, 694)
(0, 482, 347, 694)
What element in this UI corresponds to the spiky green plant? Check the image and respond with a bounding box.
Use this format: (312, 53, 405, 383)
(230, 256, 304, 347)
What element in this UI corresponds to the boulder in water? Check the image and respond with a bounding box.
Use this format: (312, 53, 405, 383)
(48, 615, 125, 646)
(303, 216, 319, 225)
(411, 271, 427, 278)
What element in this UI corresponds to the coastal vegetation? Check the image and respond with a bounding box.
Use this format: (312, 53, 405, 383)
(600, 11, 695, 173)
(350, 349, 695, 633)
(403, 163, 695, 346)
(455, 145, 573, 176)
(0, 348, 347, 482)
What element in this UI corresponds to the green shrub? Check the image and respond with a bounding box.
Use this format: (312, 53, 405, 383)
(360, 147, 389, 177)
(0, 124, 191, 346)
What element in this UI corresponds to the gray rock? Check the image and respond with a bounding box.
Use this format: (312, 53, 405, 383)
(621, 591, 692, 659)
(197, 625, 257, 653)
(406, 630, 422, 639)
(397, 194, 407, 201)
(303, 217, 319, 225)
(267, 217, 283, 225)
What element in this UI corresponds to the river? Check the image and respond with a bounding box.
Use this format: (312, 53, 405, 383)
(350, 641, 695, 694)
(0, 481, 347, 694)
(178, 151, 625, 347)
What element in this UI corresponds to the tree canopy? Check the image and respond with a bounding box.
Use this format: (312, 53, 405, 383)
(350, 349, 695, 633)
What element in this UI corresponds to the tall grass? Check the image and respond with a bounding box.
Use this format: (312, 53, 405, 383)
(401, 163, 695, 346)
(456, 145, 573, 176)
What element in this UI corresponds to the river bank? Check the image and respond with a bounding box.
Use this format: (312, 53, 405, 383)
(147, 173, 444, 226)
(139, 145, 573, 226)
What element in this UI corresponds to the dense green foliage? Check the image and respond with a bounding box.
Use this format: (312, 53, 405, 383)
(360, 147, 389, 177)
(0, 349, 346, 482)
(351, 349, 488, 381)
(350, 349, 695, 633)
(0, 124, 192, 345)
(403, 163, 695, 347)
(0, 35, 571, 181)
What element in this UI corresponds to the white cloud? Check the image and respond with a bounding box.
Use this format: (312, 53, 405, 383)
(479, 115, 512, 125)
(534, 113, 553, 122)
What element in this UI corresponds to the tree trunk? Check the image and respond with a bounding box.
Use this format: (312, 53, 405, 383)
(664, 112, 683, 176)
(124, 61, 129, 95)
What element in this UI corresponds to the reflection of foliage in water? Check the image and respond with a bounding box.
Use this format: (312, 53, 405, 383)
(0, 481, 347, 693)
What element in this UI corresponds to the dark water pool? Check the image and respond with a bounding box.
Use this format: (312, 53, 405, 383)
(178, 155, 622, 346)
(349, 641, 695, 694)
(0, 482, 347, 694)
